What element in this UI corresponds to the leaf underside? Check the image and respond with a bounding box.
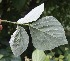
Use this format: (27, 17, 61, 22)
(30, 16, 68, 50)
(9, 26, 29, 57)
(17, 3, 44, 24)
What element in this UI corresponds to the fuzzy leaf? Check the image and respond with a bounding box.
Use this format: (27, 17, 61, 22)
(9, 26, 29, 57)
(30, 16, 68, 50)
(17, 3, 44, 24)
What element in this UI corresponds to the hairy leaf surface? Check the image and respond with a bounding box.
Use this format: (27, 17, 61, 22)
(30, 16, 68, 50)
(9, 26, 29, 57)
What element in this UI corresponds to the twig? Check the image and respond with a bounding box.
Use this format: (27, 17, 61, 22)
(1, 20, 29, 26)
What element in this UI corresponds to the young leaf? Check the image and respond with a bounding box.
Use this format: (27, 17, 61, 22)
(32, 49, 47, 61)
(30, 16, 68, 50)
(0, 54, 3, 59)
(17, 3, 44, 24)
(9, 26, 29, 57)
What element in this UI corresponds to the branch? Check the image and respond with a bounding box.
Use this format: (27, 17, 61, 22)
(1, 20, 29, 26)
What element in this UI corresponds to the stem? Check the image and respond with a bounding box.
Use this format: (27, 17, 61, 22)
(1, 20, 29, 26)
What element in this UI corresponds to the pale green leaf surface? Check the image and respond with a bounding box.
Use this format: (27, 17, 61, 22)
(30, 16, 68, 50)
(44, 56, 50, 61)
(9, 26, 29, 57)
(32, 49, 47, 61)
(0, 54, 3, 59)
(67, 54, 70, 61)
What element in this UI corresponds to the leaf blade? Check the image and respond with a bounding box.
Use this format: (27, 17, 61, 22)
(32, 49, 47, 61)
(9, 26, 29, 57)
(30, 16, 68, 50)
(17, 3, 44, 24)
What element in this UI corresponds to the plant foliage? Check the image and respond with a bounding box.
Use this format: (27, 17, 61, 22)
(0, 0, 70, 61)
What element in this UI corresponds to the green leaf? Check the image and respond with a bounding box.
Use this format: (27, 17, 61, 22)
(9, 26, 29, 57)
(12, 0, 27, 10)
(0, 49, 10, 56)
(0, 55, 21, 61)
(0, 58, 10, 61)
(45, 56, 50, 61)
(0, 54, 4, 59)
(32, 49, 47, 61)
(30, 16, 68, 50)
(59, 55, 64, 59)
(67, 54, 70, 61)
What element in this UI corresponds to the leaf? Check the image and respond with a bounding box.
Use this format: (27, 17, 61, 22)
(30, 16, 68, 50)
(0, 49, 21, 61)
(0, 55, 21, 61)
(59, 55, 64, 59)
(45, 56, 50, 61)
(17, 3, 44, 24)
(0, 54, 3, 59)
(0, 58, 10, 61)
(9, 26, 29, 57)
(12, 0, 27, 10)
(32, 49, 47, 61)
(67, 54, 70, 61)
(0, 0, 2, 3)
(11, 55, 21, 61)
(0, 49, 10, 56)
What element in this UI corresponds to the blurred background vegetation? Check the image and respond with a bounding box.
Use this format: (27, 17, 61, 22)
(0, 0, 70, 61)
